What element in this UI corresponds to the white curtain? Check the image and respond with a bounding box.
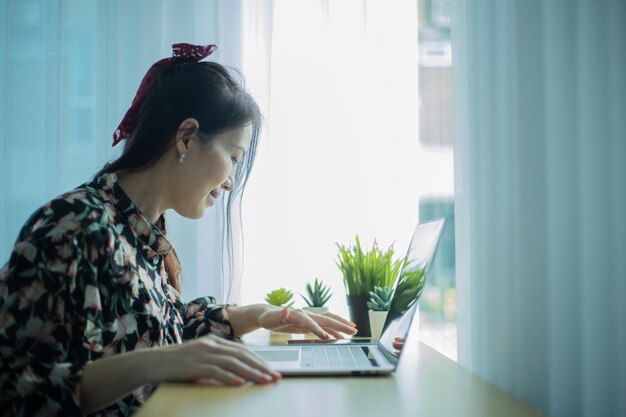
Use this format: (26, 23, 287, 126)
(239, 0, 425, 317)
(0, 0, 243, 303)
(452, 0, 626, 416)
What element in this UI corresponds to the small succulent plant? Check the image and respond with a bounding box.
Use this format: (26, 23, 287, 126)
(300, 278, 332, 308)
(265, 288, 295, 307)
(367, 286, 393, 312)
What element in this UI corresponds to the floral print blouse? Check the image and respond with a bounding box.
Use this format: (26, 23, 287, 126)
(0, 173, 234, 417)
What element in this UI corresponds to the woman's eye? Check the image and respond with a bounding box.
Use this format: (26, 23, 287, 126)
(232, 157, 240, 165)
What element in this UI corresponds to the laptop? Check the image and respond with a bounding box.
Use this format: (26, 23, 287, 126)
(249, 218, 446, 375)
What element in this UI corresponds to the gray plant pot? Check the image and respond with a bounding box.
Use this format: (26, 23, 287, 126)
(346, 295, 371, 337)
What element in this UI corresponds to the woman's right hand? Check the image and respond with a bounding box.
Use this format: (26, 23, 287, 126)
(157, 334, 281, 386)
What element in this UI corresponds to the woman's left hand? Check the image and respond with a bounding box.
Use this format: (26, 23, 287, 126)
(258, 307, 357, 339)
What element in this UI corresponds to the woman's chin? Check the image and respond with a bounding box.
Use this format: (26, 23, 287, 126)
(174, 209, 204, 220)
(174, 196, 215, 219)
(173, 204, 208, 220)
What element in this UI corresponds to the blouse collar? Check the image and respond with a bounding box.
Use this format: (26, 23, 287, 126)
(94, 172, 173, 258)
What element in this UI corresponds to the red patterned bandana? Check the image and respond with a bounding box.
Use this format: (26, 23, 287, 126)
(112, 43, 217, 147)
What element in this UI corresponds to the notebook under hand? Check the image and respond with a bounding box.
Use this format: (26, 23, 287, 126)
(249, 218, 446, 375)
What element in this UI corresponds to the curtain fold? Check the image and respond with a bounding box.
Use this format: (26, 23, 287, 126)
(453, 0, 626, 416)
(0, 0, 244, 303)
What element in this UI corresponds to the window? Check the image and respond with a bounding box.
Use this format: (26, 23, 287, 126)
(241, 0, 456, 360)
(417, 0, 456, 360)
(419, 198, 456, 360)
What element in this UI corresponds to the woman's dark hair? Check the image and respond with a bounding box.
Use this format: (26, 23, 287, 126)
(97, 61, 261, 294)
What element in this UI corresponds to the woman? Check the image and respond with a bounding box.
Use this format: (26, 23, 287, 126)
(0, 43, 356, 417)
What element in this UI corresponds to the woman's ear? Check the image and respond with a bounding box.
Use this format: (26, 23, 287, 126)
(176, 118, 200, 154)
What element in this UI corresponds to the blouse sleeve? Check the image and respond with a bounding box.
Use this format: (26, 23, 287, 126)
(178, 296, 235, 340)
(0, 210, 102, 416)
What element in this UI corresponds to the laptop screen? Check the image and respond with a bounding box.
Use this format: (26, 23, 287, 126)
(377, 218, 445, 360)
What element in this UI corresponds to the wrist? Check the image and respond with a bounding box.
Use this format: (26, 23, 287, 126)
(227, 304, 272, 336)
(79, 347, 171, 414)
(249, 303, 270, 327)
(143, 346, 173, 384)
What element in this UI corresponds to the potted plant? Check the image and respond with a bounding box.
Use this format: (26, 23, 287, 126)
(336, 236, 404, 336)
(300, 278, 332, 314)
(367, 286, 392, 340)
(265, 288, 295, 308)
(264, 288, 295, 338)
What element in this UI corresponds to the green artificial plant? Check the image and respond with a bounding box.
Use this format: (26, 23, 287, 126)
(265, 288, 295, 307)
(301, 278, 332, 308)
(367, 286, 393, 311)
(336, 236, 404, 297)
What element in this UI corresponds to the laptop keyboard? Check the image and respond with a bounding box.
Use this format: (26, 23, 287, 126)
(301, 346, 375, 368)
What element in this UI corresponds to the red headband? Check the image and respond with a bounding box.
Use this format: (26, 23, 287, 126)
(112, 43, 218, 147)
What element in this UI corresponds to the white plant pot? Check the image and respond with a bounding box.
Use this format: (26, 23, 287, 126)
(303, 306, 330, 339)
(302, 306, 329, 315)
(368, 310, 389, 341)
(269, 330, 291, 343)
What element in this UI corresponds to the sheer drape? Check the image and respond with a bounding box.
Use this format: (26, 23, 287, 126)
(0, 0, 243, 303)
(239, 0, 421, 317)
(452, 0, 626, 416)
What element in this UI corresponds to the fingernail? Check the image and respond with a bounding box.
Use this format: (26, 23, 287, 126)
(235, 377, 246, 385)
(350, 322, 357, 327)
(261, 374, 273, 382)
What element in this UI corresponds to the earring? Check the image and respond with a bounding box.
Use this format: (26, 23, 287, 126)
(178, 153, 187, 164)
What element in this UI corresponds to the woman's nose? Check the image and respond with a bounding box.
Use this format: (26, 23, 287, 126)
(222, 175, 234, 191)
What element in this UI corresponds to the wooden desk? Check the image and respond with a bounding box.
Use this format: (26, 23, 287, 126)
(135, 332, 544, 417)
